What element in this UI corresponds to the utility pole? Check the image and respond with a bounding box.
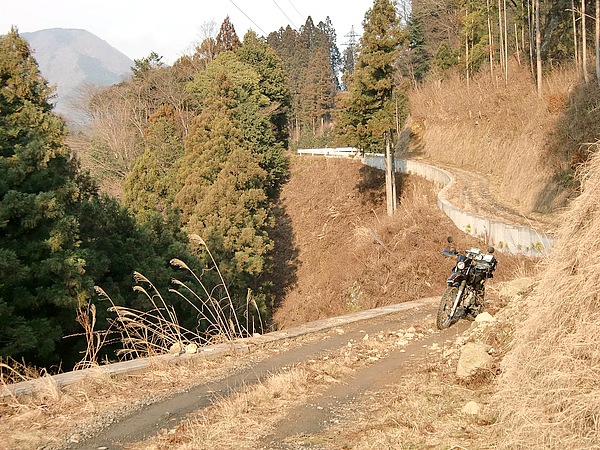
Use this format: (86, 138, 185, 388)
(385, 132, 397, 216)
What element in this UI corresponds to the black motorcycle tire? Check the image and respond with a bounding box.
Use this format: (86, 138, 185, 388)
(436, 286, 459, 330)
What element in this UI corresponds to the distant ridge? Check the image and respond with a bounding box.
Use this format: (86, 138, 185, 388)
(21, 28, 133, 121)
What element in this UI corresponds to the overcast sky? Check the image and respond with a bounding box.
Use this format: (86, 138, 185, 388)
(2, 0, 376, 64)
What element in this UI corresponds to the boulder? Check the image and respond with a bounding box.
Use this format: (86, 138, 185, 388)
(185, 343, 198, 354)
(475, 312, 496, 323)
(462, 401, 482, 415)
(168, 342, 183, 354)
(456, 342, 493, 378)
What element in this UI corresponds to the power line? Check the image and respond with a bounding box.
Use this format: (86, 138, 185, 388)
(286, 0, 304, 22)
(272, 0, 298, 29)
(228, 0, 268, 36)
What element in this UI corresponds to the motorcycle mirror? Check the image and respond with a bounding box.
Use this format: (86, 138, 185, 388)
(488, 246, 495, 254)
(447, 236, 453, 244)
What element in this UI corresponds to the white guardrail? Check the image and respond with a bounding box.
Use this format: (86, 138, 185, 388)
(297, 148, 554, 257)
(297, 147, 360, 157)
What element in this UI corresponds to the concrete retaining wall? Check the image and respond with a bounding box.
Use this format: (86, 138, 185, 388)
(362, 153, 554, 256)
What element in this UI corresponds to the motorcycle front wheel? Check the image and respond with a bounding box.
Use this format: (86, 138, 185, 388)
(436, 286, 459, 330)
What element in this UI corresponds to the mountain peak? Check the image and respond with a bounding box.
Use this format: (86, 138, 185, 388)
(21, 28, 133, 122)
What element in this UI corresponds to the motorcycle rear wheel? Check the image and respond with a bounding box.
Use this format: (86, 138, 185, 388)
(436, 286, 459, 330)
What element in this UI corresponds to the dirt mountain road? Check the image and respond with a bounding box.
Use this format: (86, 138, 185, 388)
(260, 309, 470, 449)
(69, 298, 471, 449)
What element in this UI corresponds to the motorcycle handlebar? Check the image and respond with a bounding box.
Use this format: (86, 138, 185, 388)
(441, 248, 458, 258)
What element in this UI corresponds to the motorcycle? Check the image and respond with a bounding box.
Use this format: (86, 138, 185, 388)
(436, 237, 497, 330)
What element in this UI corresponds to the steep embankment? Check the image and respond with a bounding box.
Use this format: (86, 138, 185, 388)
(492, 147, 600, 448)
(271, 155, 529, 328)
(409, 64, 579, 219)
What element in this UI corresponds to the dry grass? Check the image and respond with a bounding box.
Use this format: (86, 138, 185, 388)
(0, 358, 43, 386)
(0, 346, 281, 449)
(128, 368, 313, 450)
(492, 144, 600, 449)
(79, 235, 258, 365)
(125, 319, 439, 450)
(410, 63, 579, 214)
(273, 156, 531, 329)
(323, 373, 496, 450)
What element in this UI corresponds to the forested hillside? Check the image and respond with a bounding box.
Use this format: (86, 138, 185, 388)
(2, 0, 600, 384)
(0, 29, 202, 370)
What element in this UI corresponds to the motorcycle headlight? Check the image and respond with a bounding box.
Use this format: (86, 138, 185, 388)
(457, 261, 466, 270)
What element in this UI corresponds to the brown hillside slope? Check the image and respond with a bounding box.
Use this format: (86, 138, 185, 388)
(409, 64, 581, 219)
(271, 155, 528, 329)
(493, 145, 600, 448)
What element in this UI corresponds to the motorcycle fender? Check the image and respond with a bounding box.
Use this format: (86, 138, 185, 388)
(446, 272, 464, 286)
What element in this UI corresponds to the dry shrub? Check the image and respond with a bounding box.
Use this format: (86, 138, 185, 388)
(0, 358, 43, 385)
(493, 145, 600, 449)
(85, 236, 257, 363)
(0, 350, 248, 449)
(410, 64, 578, 214)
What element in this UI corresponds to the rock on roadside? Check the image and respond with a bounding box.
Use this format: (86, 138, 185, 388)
(456, 342, 493, 378)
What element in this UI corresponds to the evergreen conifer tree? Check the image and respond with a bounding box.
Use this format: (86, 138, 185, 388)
(0, 29, 91, 364)
(336, 0, 404, 152)
(216, 16, 242, 53)
(237, 31, 291, 154)
(123, 105, 184, 217)
(174, 53, 282, 328)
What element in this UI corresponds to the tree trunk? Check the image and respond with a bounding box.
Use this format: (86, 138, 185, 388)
(515, 23, 521, 66)
(498, 0, 505, 73)
(596, 0, 600, 85)
(488, 0, 495, 78)
(466, 7, 470, 88)
(522, 8, 526, 51)
(573, 0, 580, 73)
(536, 0, 543, 97)
(395, 95, 400, 134)
(385, 133, 396, 217)
(504, 0, 509, 81)
(528, 0, 534, 76)
(583, 0, 590, 83)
